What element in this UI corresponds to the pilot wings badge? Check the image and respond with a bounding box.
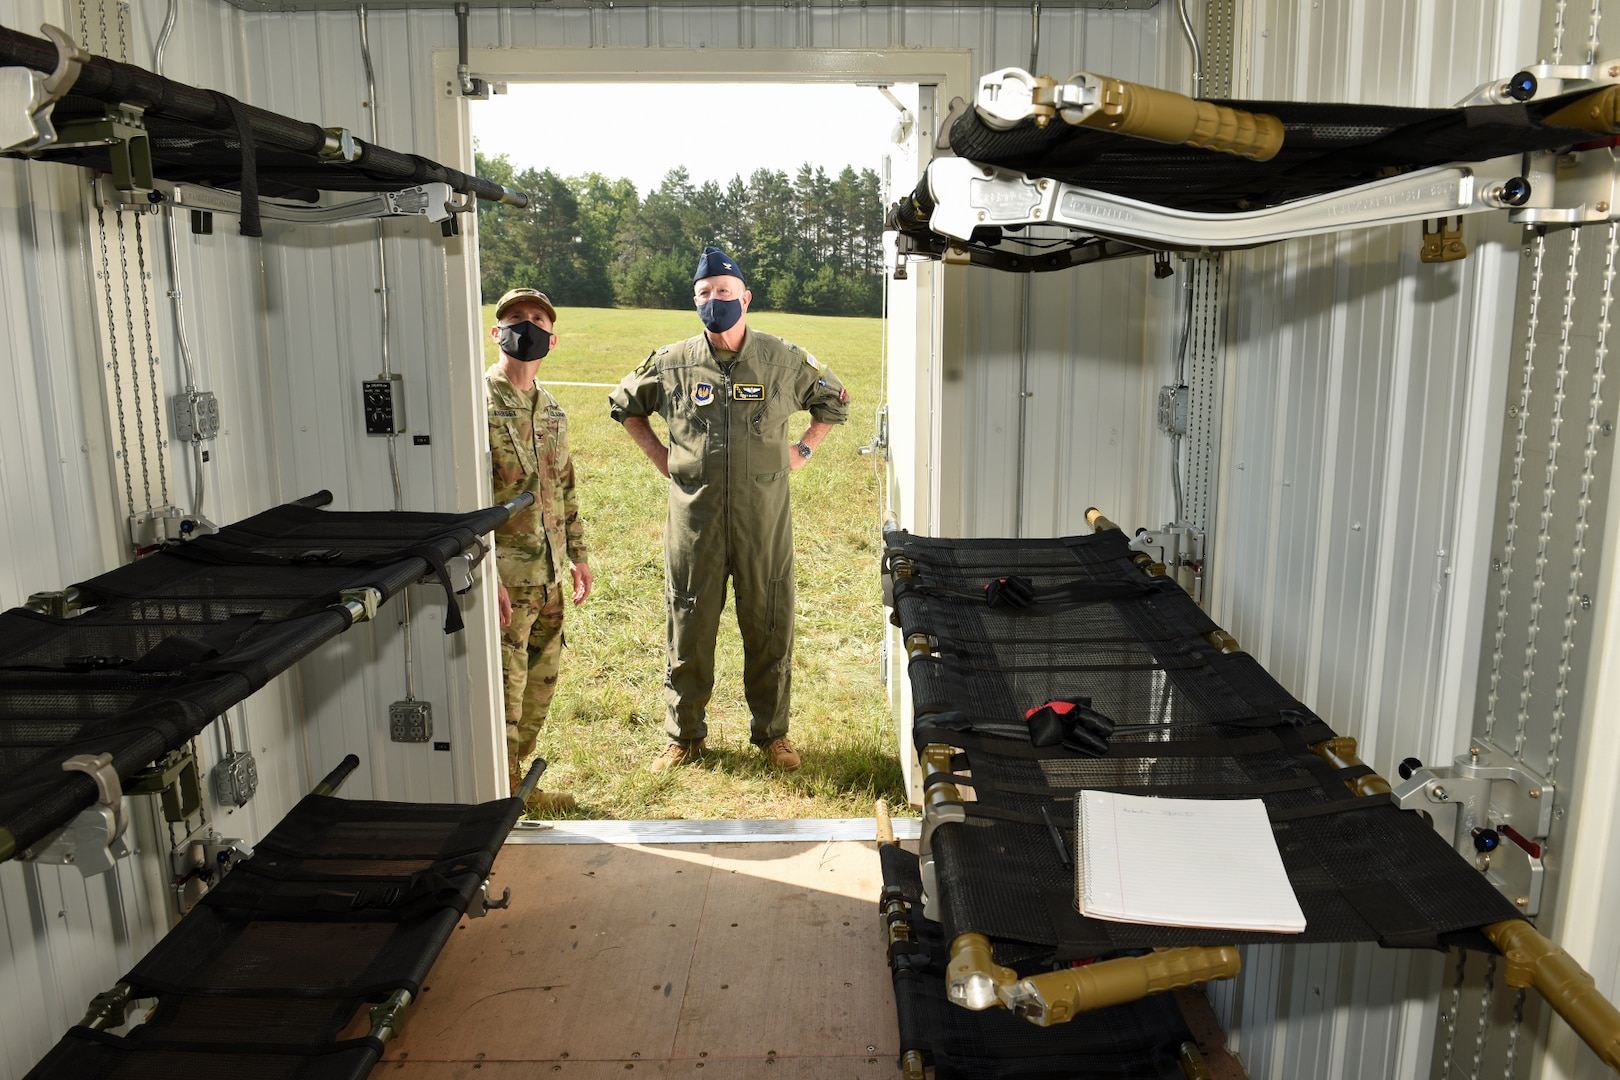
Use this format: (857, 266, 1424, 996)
(693, 382, 714, 406)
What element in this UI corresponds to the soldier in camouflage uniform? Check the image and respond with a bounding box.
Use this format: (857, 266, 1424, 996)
(487, 287, 592, 813)
(609, 247, 848, 773)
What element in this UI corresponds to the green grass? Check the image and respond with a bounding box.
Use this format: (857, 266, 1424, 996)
(485, 303, 910, 821)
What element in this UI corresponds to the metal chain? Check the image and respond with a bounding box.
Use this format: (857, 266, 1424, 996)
(1486, 233, 1546, 742)
(1518, 230, 1582, 759)
(96, 199, 136, 514)
(134, 222, 170, 505)
(1502, 987, 1528, 1078)
(1470, 953, 1499, 1080)
(116, 210, 154, 514)
(77, 0, 89, 51)
(1438, 949, 1467, 1076)
(1548, 223, 1616, 786)
(115, 0, 126, 62)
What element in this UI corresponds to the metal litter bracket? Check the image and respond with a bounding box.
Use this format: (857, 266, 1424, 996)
(467, 879, 511, 918)
(1392, 738, 1553, 915)
(0, 24, 87, 152)
(17, 753, 131, 877)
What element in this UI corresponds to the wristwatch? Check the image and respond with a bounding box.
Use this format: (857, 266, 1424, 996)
(794, 441, 814, 459)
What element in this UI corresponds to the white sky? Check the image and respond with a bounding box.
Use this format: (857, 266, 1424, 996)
(472, 82, 910, 197)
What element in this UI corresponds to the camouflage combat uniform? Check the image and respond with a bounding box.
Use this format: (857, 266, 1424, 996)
(608, 331, 848, 747)
(488, 365, 586, 776)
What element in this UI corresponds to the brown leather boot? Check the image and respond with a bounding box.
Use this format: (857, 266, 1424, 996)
(761, 737, 801, 771)
(651, 740, 706, 773)
(523, 789, 577, 814)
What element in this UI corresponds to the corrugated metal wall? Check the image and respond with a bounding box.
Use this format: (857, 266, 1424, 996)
(1201, 2, 1554, 1079)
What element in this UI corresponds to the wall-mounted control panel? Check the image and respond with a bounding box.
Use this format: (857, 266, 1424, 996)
(363, 375, 406, 435)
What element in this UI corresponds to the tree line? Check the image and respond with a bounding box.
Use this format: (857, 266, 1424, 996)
(475, 152, 885, 318)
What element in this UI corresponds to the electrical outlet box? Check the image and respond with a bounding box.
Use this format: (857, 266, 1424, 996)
(172, 391, 220, 442)
(1157, 384, 1189, 437)
(390, 700, 432, 742)
(211, 750, 258, 808)
(363, 375, 406, 435)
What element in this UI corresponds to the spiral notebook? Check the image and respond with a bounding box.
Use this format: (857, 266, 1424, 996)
(1074, 790, 1306, 933)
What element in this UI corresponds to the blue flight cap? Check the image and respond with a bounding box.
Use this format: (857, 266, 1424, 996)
(693, 245, 745, 285)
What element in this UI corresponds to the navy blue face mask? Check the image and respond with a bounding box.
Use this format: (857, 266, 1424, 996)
(697, 298, 743, 333)
(498, 320, 551, 362)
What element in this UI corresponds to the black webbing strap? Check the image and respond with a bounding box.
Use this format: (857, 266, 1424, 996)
(128, 612, 264, 672)
(892, 576, 1161, 607)
(217, 92, 261, 237)
(397, 543, 464, 633)
(203, 868, 472, 921)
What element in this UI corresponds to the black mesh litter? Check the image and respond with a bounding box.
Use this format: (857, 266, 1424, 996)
(885, 527, 1526, 964)
(880, 844, 1197, 1079)
(0, 25, 527, 219)
(24, 791, 522, 1080)
(892, 91, 1611, 271)
(947, 95, 1600, 214)
(0, 491, 519, 859)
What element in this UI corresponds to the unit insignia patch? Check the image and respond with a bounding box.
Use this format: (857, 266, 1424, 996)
(805, 353, 820, 370)
(693, 383, 714, 406)
(733, 384, 765, 401)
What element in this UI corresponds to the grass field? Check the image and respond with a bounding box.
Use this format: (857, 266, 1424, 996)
(483, 304, 912, 820)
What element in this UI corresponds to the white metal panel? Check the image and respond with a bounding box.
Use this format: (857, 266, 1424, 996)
(1208, 2, 1541, 1078)
(0, 0, 325, 1073)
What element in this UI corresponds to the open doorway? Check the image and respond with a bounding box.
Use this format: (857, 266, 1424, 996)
(470, 80, 920, 821)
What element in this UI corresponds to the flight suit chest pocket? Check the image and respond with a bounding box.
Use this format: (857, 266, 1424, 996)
(748, 385, 790, 482)
(666, 381, 709, 486)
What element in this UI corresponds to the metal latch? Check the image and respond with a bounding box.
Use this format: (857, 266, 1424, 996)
(1392, 738, 1553, 914)
(339, 586, 383, 623)
(1420, 217, 1467, 262)
(16, 753, 131, 877)
(467, 879, 512, 918)
(0, 24, 87, 152)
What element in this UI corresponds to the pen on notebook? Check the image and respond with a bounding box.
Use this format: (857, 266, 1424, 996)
(1040, 803, 1072, 869)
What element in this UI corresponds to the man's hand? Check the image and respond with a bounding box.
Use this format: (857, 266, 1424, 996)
(497, 582, 513, 627)
(790, 452, 808, 473)
(570, 561, 594, 605)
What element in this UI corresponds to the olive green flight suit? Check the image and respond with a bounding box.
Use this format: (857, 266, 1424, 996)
(487, 366, 587, 776)
(609, 331, 849, 747)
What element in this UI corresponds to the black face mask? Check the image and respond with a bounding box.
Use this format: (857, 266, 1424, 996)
(498, 320, 551, 362)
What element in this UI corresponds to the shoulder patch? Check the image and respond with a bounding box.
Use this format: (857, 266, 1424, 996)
(804, 353, 820, 370)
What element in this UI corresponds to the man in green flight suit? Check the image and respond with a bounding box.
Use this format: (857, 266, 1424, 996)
(487, 287, 592, 812)
(609, 246, 849, 773)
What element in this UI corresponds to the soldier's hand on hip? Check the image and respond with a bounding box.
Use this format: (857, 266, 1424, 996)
(497, 582, 513, 627)
(571, 561, 594, 605)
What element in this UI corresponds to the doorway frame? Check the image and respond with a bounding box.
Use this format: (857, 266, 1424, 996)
(430, 46, 972, 802)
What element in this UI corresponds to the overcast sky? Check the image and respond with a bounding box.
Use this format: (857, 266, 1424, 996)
(472, 82, 912, 197)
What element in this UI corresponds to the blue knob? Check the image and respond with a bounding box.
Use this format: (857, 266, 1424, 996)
(1472, 827, 1500, 853)
(1500, 177, 1532, 206)
(1506, 71, 1538, 101)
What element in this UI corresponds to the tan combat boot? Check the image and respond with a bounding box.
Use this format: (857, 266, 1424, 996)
(761, 737, 801, 771)
(652, 740, 706, 773)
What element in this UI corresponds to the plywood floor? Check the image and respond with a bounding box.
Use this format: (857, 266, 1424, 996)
(378, 837, 1247, 1079)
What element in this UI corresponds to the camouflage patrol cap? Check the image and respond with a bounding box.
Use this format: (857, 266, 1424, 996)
(495, 287, 557, 323)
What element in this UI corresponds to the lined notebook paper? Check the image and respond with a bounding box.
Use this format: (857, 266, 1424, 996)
(1075, 791, 1306, 933)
